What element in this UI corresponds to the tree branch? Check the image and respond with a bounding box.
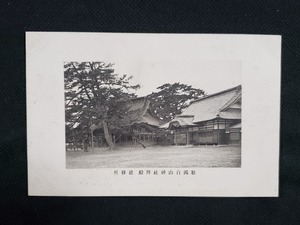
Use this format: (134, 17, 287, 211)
(88, 62, 101, 99)
(65, 89, 84, 106)
(71, 62, 93, 102)
(67, 114, 83, 130)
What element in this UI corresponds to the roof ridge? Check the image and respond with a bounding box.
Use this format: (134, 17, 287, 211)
(190, 85, 241, 104)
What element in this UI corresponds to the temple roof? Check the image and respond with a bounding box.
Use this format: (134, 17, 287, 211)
(127, 96, 148, 111)
(125, 97, 163, 127)
(181, 85, 241, 122)
(160, 116, 195, 129)
(160, 85, 241, 129)
(91, 96, 163, 130)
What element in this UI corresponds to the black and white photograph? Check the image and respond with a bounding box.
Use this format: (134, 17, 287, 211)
(5, 1, 300, 223)
(27, 32, 280, 196)
(65, 61, 242, 168)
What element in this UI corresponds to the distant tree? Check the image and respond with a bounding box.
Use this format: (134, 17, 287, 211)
(64, 62, 140, 150)
(148, 83, 205, 121)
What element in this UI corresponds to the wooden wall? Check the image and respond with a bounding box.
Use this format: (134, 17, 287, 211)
(170, 119, 241, 145)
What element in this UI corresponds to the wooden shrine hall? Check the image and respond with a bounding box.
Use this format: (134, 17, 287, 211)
(161, 85, 242, 146)
(91, 96, 164, 148)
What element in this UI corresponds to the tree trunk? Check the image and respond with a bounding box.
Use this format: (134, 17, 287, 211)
(136, 139, 146, 148)
(102, 120, 115, 150)
(132, 134, 147, 148)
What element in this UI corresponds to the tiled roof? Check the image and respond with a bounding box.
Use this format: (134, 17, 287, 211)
(91, 97, 163, 129)
(219, 110, 241, 120)
(127, 97, 147, 112)
(181, 85, 241, 123)
(160, 116, 194, 128)
(125, 97, 163, 127)
(160, 85, 242, 129)
(139, 113, 163, 127)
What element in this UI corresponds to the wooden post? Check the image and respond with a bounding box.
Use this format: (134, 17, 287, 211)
(204, 124, 207, 145)
(224, 119, 227, 144)
(186, 128, 189, 145)
(212, 120, 214, 145)
(91, 129, 94, 153)
(217, 117, 220, 146)
(174, 128, 177, 145)
(82, 139, 85, 151)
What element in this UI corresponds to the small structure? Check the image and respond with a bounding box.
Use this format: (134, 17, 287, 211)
(161, 85, 242, 145)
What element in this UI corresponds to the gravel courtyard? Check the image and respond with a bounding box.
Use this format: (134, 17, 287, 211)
(66, 145, 241, 168)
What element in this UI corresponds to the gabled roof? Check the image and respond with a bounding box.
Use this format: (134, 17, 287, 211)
(160, 85, 241, 129)
(181, 85, 241, 123)
(219, 89, 241, 111)
(139, 112, 163, 127)
(127, 97, 148, 112)
(90, 96, 163, 130)
(125, 97, 163, 126)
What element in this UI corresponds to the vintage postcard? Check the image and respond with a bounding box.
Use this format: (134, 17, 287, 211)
(27, 32, 281, 196)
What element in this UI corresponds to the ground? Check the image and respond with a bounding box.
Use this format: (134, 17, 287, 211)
(66, 145, 241, 168)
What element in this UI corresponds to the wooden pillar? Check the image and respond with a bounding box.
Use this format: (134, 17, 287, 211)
(186, 128, 189, 145)
(217, 118, 220, 146)
(174, 129, 177, 145)
(198, 126, 201, 144)
(91, 129, 94, 153)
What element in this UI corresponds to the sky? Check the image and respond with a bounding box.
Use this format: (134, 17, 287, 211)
(113, 60, 241, 97)
(62, 33, 242, 97)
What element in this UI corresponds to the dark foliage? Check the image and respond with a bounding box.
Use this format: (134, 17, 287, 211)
(64, 62, 140, 148)
(148, 82, 205, 121)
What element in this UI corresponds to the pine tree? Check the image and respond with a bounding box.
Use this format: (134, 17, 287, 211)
(64, 62, 140, 150)
(148, 83, 205, 122)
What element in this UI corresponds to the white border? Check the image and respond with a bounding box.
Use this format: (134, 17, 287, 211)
(27, 32, 281, 196)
